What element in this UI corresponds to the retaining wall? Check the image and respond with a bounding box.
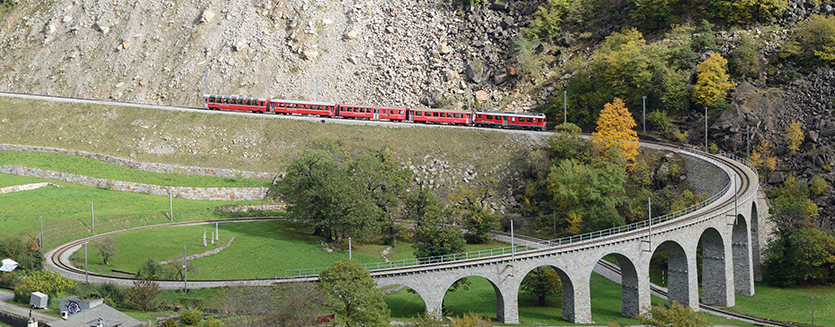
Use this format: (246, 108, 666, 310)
(0, 165, 266, 201)
(0, 144, 276, 180)
(0, 182, 59, 195)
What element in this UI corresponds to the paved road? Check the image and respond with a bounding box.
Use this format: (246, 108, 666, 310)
(0, 290, 56, 323)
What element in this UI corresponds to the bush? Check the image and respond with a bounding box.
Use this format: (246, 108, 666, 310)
(162, 319, 178, 327)
(647, 110, 670, 133)
(810, 175, 828, 197)
(14, 270, 75, 303)
(511, 34, 543, 80)
(180, 308, 203, 325)
(124, 279, 160, 311)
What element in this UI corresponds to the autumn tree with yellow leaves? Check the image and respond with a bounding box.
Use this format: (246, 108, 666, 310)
(592, 98, 640, 166)
(692, 53, 737, 107)
(786, 121, 804, 153)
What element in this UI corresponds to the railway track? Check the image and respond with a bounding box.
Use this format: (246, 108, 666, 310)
(45, 217, 319, 289)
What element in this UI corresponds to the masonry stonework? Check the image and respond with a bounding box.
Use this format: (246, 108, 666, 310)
(371, 149, 759, 324)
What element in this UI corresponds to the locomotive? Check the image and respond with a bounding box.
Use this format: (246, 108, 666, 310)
(203, 94, 547, 131)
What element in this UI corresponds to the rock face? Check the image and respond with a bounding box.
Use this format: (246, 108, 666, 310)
(0, 0, 546, 111)
(711, 68, 835, 229)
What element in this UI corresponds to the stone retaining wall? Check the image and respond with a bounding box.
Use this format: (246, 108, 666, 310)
(0, 182, 59, 195)
(683, 154, 730, 196)
(0, 144, 276, 180)
(159, 236, 236, 265)
(0, 165, 265, 201)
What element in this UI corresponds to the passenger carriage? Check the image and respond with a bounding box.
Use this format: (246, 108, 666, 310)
(474, 111, 547, 131)
(204, 94, 268, 113)
(270, 99, 337, 117)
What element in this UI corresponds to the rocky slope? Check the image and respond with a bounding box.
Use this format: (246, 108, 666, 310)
(0, 0, 549, 111)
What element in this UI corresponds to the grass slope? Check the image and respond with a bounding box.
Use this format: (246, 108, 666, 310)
(0, 97, 543, 174)
(70, 220, 511, 280)
(0, 173, 258, 247)
(0, 150, 270, 187)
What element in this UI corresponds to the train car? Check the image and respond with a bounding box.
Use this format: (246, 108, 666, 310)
(269, 99, 337, 117)
(338, 105, 408, 121)
(376, 107, 408, 122)
(204, 94, 269, 113)
(410, 108, 473, 125)
(337, 104, 376, 119)
(474, 111, 547, 131)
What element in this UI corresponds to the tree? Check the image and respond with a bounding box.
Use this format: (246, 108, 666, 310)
(278, 140, 411, 243)
(594, 29, 653, 104)
(637, 302, 710, 327)
(413, 201, 466, 259)
(520, 266, 562, 306)
(13, 270, 75, 303)
(135, 258, 174, 280)
(450, 312, 492, 327)
(548, 159, 626, 235)
(591, 98, 640, 165)
(785, 121, 804, 153)
(810, 175, 828, 197)
(692, 53, 737, 107)
(525, 0, 572, 41)
(318, 259, 390, 327)
(92, 236, 119, 265)
(630, 0, 677, 31)
(448, 179, 501, 244)
(124, 278, 160, 311)
(275, 283, 333, 327)
(783, 14, 835, 69)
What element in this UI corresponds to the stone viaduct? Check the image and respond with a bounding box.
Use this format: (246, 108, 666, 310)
(368, 144, 762, 324)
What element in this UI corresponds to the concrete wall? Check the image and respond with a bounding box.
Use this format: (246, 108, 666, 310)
(0, 144, 276, 180)
(0, 165, 265, 201)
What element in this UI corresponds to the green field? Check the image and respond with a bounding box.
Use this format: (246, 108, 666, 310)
(0, 150, 271, 188)
(0, 173, 259, 247)
(731, 283, 831, 327)
(68, 220, 511, 280)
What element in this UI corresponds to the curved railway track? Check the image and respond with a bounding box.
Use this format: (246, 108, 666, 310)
(45, 217, 318, 289)
(18, 91, 773, 324)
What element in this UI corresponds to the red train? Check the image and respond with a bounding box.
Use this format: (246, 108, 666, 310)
(203, 94, 547, 131)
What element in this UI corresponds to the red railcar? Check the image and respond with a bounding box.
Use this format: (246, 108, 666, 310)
(376, 107, 408, 121)
(474, 111, 547, 131)
(204, 94, 269, 113)
(269, 99, 337, 117)
(410, 108, 472, 125)
(338, 105, 408, 121)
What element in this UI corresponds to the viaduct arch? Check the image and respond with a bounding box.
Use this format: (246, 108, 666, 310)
(372, 145, 760, 323)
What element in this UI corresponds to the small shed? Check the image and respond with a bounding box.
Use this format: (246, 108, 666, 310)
(30, 291, 48, 309)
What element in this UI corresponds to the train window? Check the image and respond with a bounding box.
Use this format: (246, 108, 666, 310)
(399, 110, 404, 115)
(486, 115, 492, 119)
(527, 118, 533, 122)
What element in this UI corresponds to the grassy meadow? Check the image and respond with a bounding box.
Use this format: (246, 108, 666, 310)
(0, 173, 260, 248)
(0, 150, 270, 187)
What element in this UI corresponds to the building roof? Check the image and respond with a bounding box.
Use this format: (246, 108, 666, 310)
(47, 303, 143, 327)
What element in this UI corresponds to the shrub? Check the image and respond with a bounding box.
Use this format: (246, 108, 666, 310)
(180, 308, 203, 325)
(647, 110, 670, 133)
(672, 128, 688, 142)
(14, 270, 75, 304)
(810, 175, 828, 197)
(511, 34, 543, 80)
(124, 279, 160, 311)
(162, 319, 177, 327)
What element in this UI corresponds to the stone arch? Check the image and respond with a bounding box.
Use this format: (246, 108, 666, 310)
(439, 275, 504, 321)
(751, 201, 762, 281)
(732, 213, 754, 296)
(653, 240, 694, 308)
(612, 253, 642, 318)
(699, 227, 732, 306)
(517, 264, 577, 323)
(376, 279, 437, 316)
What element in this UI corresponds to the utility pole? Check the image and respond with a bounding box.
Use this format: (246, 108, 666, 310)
(40, 56, 44, 95)
(39, 216, 43, 251)
(349, 237, 352, 260)
(642, 96, 647, 132)
(84, 242, 88, 284)
(183, 246, 188, 293)
(746, 125, 750, 159)
(467, 85, 472, 112)
(704, 106, 708, 152)
(91, 202, 95, 236)
(169, 188, 173, 221)
(563, 91, 567, 124)
(203, 68, 208, 96)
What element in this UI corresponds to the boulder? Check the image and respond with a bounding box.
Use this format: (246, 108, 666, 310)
(465, 62, 484, 83)
(475, 90, 489, 102)
(344, 30, 359, 40)
(201, 9, 216, 23)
